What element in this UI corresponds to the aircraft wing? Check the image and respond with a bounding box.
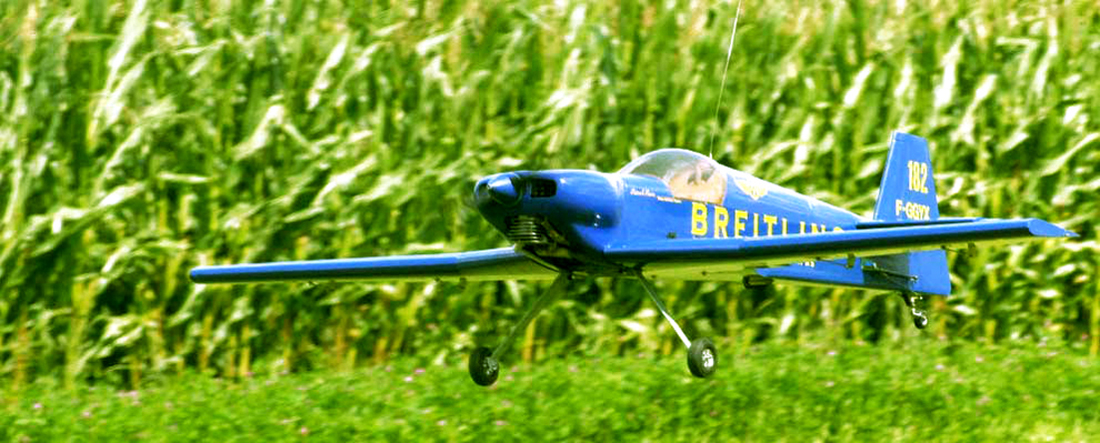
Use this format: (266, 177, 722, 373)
(190, 247, 557, 284)
(604, 218, 1077, 276)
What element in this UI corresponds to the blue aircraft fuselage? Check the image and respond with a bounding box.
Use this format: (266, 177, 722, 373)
(473, 148, 871, 283)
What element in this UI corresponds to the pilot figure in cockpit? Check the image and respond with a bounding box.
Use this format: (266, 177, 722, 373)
(666, 159, 726, 205)
(619, 149, 729, 205)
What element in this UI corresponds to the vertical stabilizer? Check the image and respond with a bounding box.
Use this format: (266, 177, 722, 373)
(871, 132, 951, 295)
(874, 132, 940, 222)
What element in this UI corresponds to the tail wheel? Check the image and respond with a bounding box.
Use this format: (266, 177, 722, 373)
(687, 337, 718, 378)
(468, 347, 499, 386)
(912, 311, 929, 329)
(901, 292, 930, 330)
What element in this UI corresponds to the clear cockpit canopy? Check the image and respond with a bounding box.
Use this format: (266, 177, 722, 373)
(618, 148, 727, 204)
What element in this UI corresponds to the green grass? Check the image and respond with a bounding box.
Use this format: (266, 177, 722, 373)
(4, 338, 1099, 442)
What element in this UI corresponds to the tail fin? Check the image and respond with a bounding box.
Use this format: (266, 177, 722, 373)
(873, 132, 940, 221)
(870, 132, 951, 295)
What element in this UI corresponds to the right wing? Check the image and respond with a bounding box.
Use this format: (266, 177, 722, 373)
(190, 247, 557, 284)
(604, 218, 1076, 278)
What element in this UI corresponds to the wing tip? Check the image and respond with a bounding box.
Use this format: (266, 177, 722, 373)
(189, 266, 213, 284)
(1026, 219, 1077, 238)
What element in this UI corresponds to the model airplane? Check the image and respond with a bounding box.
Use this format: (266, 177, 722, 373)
(191, 132, 1076, 386)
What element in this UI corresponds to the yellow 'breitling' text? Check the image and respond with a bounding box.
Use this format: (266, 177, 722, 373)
(690, 202, 843, 239)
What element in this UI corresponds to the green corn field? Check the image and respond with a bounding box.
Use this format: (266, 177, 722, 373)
(0, 0, 1097, 390)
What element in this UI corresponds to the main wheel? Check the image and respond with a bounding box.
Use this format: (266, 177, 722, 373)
(687, 337, 718, 378)
(468, 347, 500, 386)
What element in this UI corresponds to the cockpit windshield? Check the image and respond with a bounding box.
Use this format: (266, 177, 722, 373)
(619, 148, 727, 204)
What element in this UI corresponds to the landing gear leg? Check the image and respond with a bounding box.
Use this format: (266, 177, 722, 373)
(900, 292, 929, 330)
(468, 273, 571, 386)
(636, 271, 718, 378)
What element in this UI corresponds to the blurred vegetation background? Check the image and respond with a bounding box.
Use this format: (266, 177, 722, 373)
(0, 0, 1096, 389)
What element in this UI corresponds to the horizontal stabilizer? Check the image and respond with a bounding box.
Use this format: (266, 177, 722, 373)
(605, 218, 1076, 275)
(190, 247, 556, 284)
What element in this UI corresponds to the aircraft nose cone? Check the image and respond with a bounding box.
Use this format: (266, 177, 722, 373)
(476, 173, 522, 207)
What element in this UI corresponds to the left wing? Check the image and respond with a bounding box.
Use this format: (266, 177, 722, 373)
(190, 247, 557, 284)
(604, 218, 1076, 277)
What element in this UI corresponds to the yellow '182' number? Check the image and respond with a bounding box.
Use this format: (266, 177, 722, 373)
(907, 161, 929, 194)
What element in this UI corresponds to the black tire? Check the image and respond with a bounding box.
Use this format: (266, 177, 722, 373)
(468, 347, 500, 386)
(687, 337, 718, 378)
(902, 292, 929, 330)
(912, 311, 929, 330)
